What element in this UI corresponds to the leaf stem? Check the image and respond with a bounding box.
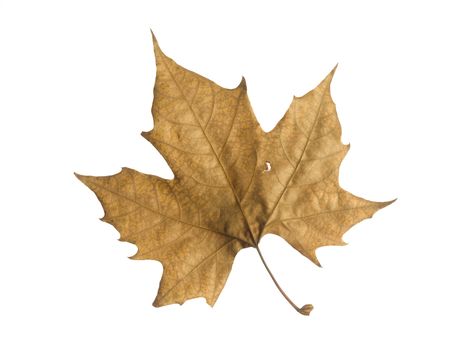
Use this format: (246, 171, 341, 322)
(255, 245, 313, 316)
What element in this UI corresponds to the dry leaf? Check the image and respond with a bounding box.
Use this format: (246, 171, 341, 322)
(76, 33, 394, 315)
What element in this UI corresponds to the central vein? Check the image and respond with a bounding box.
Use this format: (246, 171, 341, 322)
(158, 53, 257, 246)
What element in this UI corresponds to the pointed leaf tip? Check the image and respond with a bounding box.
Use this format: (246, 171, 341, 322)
(150, 31, 164, 59)
(240, 76, 246, 86)
(150, 29, 157, 42)
(381, 198, 397, 208)
(325, 63, 338, 83)
(236, 76, 247, 90)
(74, 172, 85, 182)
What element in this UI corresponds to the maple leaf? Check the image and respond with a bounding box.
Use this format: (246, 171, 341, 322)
(76, 33, 394, 315)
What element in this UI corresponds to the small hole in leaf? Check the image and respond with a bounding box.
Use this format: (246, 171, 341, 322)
(263, 161, 271, 172)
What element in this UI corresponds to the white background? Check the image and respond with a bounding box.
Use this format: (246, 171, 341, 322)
(1, 0, 466, 349)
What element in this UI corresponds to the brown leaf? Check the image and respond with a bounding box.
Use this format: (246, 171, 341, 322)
(76, 33, 394, 315)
